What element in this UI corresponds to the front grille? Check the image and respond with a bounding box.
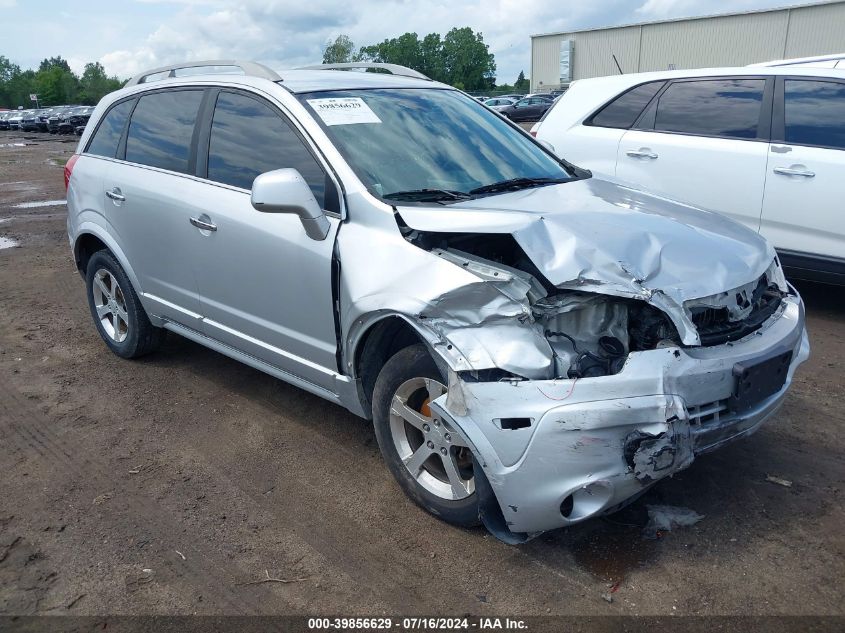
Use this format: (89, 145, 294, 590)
(689, 399, 729, 426)
(689, 277, 783, 346)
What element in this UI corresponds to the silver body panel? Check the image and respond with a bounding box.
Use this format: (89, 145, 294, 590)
(67, 68, 809, 538)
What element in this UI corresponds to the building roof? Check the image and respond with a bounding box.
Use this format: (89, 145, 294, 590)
(530, 0, 843, 39)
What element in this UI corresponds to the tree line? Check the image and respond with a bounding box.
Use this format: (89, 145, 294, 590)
(322, 29, 529, 93)
(0, 56, 124, 109)
(2, 32, 530, 110)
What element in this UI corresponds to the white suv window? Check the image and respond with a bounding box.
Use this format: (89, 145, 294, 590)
(654, 79, 765, 139)
(587, 81, 664, 129)
(784, 79, 845, 150)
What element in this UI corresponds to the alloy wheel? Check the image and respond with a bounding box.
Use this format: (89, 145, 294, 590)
(92, 268, 129, 343)
(389, 377, 475, 500)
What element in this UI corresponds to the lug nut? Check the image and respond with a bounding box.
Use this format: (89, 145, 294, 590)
(440, 447, 448, 456)
(426, 440, 434, 449)
(422, 423, 430, 432)
(444, 433, 452, 442)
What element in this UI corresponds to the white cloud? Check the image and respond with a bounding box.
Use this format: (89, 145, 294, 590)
(635, 0, 697, 18)
(3, 0, 795, 82)
(96, 0, 609, 82)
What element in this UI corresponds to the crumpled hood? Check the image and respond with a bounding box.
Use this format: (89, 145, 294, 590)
(397, 177, 775, 309)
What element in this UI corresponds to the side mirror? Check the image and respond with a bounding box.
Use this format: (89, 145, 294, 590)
(251, 168, 330, 241)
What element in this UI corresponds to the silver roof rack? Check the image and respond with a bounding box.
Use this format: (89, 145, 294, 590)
(126, 60, 282, 86)
(297, 63, 430, 81)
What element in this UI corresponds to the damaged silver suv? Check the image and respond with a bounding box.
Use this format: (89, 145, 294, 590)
(66, 61, 809, 542)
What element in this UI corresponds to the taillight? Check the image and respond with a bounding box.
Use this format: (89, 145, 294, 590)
(64, 154, 79, 191)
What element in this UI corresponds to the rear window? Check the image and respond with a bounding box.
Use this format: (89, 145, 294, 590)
(654, 79, 765, 139)
(587, 81, 664, 129)
(784, 79, 845, 149)
(86, 100, 134, 158)
(125, 90, 204, 173)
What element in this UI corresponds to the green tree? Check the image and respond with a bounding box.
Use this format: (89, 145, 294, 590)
(323, 35, 356, 64)
(359, 33, 424, 71)
(78, 62, 122, 105)
(355, 27, 495, 88)
(38, 56, 72, 73)
(35, 65, 79, 106)
(0, 55, 23, 108)
(515, 70, 529, 92)
(419, 33, 445, 81)
(442, 27, 495, 91)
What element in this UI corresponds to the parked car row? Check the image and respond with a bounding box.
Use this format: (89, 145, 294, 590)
(531, 63, 845, 285)
(480, 93, 561, 122)
(0, 105, 95, 135)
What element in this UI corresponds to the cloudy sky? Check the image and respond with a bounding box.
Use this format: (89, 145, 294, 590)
(2, 0, 807, 82)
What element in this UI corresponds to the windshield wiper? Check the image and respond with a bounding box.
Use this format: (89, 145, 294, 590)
(383, 188, 474, 203)
(469, 177, 568, 195)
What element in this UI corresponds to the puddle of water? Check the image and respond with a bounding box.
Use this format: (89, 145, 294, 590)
(12, 200, 67, 209)
(0, 236, 20, 249)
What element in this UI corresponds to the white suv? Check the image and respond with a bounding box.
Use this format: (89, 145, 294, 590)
(533, 66, 845, 285)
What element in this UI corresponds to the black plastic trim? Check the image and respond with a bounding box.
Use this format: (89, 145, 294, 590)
(777, 248, 845, 285)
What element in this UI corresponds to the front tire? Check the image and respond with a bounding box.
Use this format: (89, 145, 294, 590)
(85, 250, 164, 359)
(372, 344, 479, 527)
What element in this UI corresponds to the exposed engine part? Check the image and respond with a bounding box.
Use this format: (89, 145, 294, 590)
(629, 302, 681, 351)
(533, 292, 630, 378)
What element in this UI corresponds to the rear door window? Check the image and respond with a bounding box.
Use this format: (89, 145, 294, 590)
(86, 100, 134, 158)
(125, 90, 204, 173)
(653, 79, 765, 139)
(206, 91, 326, 205)
(783, 79, 845, 149)
(588, 81, 664, 129)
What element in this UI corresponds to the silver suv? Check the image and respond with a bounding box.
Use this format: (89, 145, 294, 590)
(66, 60, 809, 542)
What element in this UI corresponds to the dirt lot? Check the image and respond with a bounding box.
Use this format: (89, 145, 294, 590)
(1, 133, 843, 618)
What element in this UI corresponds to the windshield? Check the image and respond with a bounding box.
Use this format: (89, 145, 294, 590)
(299, 88, 572, 202)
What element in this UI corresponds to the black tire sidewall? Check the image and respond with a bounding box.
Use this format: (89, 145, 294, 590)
(85, 251, 147, 359)
(372, 344, 479, 527)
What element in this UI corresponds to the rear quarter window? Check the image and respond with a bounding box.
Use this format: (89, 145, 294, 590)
(586, 81, 665, 129)
(86, 100, 134, 158)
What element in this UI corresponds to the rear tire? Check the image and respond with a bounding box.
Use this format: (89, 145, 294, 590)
(372, 344, 479, 527)
(85, 250, 164, 359)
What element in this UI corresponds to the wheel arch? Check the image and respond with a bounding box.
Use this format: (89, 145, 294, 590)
(72, 224, 144, 302)
(350, 313, 446, 418)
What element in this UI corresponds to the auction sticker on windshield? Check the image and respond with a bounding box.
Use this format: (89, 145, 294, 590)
(307, 97, 382, 126)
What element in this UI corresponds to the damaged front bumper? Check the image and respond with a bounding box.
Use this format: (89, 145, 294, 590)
(430, 290, 809, 537)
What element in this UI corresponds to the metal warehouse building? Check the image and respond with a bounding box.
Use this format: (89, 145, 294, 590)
(530, 0, 845, 91)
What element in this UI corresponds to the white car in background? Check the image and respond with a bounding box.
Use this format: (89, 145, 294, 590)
(532, 66, 845, 285)
(750, 53, 845, 69)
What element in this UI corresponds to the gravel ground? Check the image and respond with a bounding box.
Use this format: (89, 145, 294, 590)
(0, 132, 843, 618)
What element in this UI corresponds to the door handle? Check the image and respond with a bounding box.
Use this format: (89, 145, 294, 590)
(189, 216, 217, 232)
(105, 187, 125, 201)
(626, 149, 658, 159)
(773, 166, 815, 178)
